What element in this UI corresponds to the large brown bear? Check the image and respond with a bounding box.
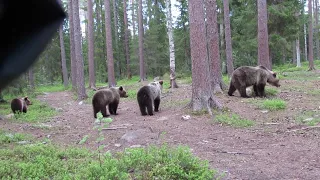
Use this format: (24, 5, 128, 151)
(228, 65, 280, 98)
(92, 86, 128, 118)
(137, 80, 163, 116)
(11, 96, 32, 113)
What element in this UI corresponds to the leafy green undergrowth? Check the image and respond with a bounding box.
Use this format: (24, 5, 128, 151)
(213, 111, 254, 128)
(0, 139, 219, 179)
(295, 110, 320, 126)
(264, 87, 279, 96)
(36, 84, 71, 93)
(0, 99, 57, 122)
(260, 99, 286, 111)
(0, 130, 32, 146)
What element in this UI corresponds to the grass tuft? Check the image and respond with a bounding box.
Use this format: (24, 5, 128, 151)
(214, 112, 254, 128)
(261, 99, 286, 111)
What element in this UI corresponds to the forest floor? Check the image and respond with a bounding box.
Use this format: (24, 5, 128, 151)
(1, 70, 320, 179)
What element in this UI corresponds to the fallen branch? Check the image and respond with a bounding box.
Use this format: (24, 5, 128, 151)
(264, 123, 280, 125)
(102, 126, 128, 130)
(213, 149, 252, 155)
(286, 126, 320, 133)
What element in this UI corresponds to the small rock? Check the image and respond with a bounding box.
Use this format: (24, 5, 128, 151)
(67, 102, 72, 105)
(181, 115, 191, 121)
(261, 110, 269, 114)
(303, 118, 314, 122)
(114, 143, 121, 147)
(5, 113, 14, 119)
(78, 101, 84, 105)
(130, 144, 142, 148)
(55, 108, 63, 112)
(17, 141, 29, 145)
(47, 135, 51, 138)
(157, 116, 168, 121)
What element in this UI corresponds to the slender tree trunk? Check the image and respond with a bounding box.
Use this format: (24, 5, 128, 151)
(315, 0, 319, 60)
(73, 0, 88, 100)
(304, 23, 308, 61)
(132, 0, 136, 37)
(189, 0, 222, 114)
(219, 8, 225, 72)
(205, 0, 224, 93)
(28, 68, 35, 89)
(282, 47, 286, 64)
(96, 0, 102, 34)
(293, 41, 297, 64)
(0, 89, 5, 103)
(296, 38, 301, 67)
(68, 0, 77, 90)
(113, 0, 121, 78)
(257, 0, 271, 70)
(105, 0, 117, 87)
(59, 25, 69, 88)
(124, 0, 132, 79)
(138, 0, 146, 81)
(223, 0, 234, 77)
(88, 0, 96, 88)
(308, 0, 315, 70)
(166, 0, 178, 88)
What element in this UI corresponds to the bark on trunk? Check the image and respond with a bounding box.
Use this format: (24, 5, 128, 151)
(205, 0, 224, 93)
(73, 0, 88, 100)
(68, 0, 77, 90)
(105, 0, 117, 87)
(59, 24, 69, 88)
(113, 0, 121, 78)
(308, 0, 315, 70)
(189, 0, 222, 114)
(223, 0, 234, 77)
(88, 0, 96, 88)
(304, 24, 308, 61)
(138, 0, 146, 81)
(132, 0, 136, 37)
(166, 0, 178, 88)
(296, 38, 301, 67)
(293, 41, 297, 64)
(257, 0, 271, 70)
(315, 0, 319, 60)
(124, 0, 132, 79)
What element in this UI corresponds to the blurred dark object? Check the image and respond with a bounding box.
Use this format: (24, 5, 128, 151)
(0, 0, 66, 89)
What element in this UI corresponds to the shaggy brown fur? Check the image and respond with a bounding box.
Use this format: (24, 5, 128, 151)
(11, 97, 32, 113)
(137, 80, 163, 116)
(228, 65, 280, 98)
(92, 86, 128, 118)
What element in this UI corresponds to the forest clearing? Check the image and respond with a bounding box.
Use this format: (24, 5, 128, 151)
(1, 0, 320, 179)
(1, 63, 320, 179)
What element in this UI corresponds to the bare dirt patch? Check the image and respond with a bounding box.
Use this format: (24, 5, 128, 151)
(1, 77, 320, 179)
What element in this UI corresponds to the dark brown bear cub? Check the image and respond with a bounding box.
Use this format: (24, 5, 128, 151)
(11, 97, 32, 113)
(228, 65, 280, 98)
(92, 86, 128, 118)
(137, 80, 163, 116)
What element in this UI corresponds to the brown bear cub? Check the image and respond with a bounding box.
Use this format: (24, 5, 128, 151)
(228, 65, 280, 98)
(137, 80, 163, 116)
(11, 96, 32, 113)
(92, 86, 128, 118)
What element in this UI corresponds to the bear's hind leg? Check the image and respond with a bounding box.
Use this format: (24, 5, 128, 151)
(108, 104, 115, 115)
(239, 86, 249, 98)
(154, 98, 160, 112)
(101, 107, 109, 117)
(253, 85, 259, 96)
(112, 103, 119, 115)
(228, 83, 236, 96)
(139, 105, 148, 116)
(257, 84, 266, 97)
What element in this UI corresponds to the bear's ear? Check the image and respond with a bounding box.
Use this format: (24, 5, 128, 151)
(119, 86, 123, 91)
(24, 97, 28, 100)
(159, 80, 163, 85)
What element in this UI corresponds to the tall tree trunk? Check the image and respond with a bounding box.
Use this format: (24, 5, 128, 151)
(304, 23, 308, 61)
(105, 0, 117, 87)
(166, 0, 178, 88)
(138, 0, 146, 81)
(88, 0, 96, 88)
(113, 0, 121, 78)
(293, 41, 297, 64)
(189, 0, 222, 114)
(0, 89, 5, 103)
(68, 0, 77, 90)
(219, 8, 226, 72)
(96, 0, 102, 34)
(257, 0, 271, 70)
(282, 46, 286, 64)
(132, 0, 136, 37)
(223, 0, 234, 77)
(296, 38, 301, 67)
(59, 25, 69, 88)
(28, 68, 35, 89)
(124, 0, 132, 79)
(205, 0, 224, 93)
(73, 0, 88, 100)
(315, 0, 319, 60)
(308, 0, 315, 70)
